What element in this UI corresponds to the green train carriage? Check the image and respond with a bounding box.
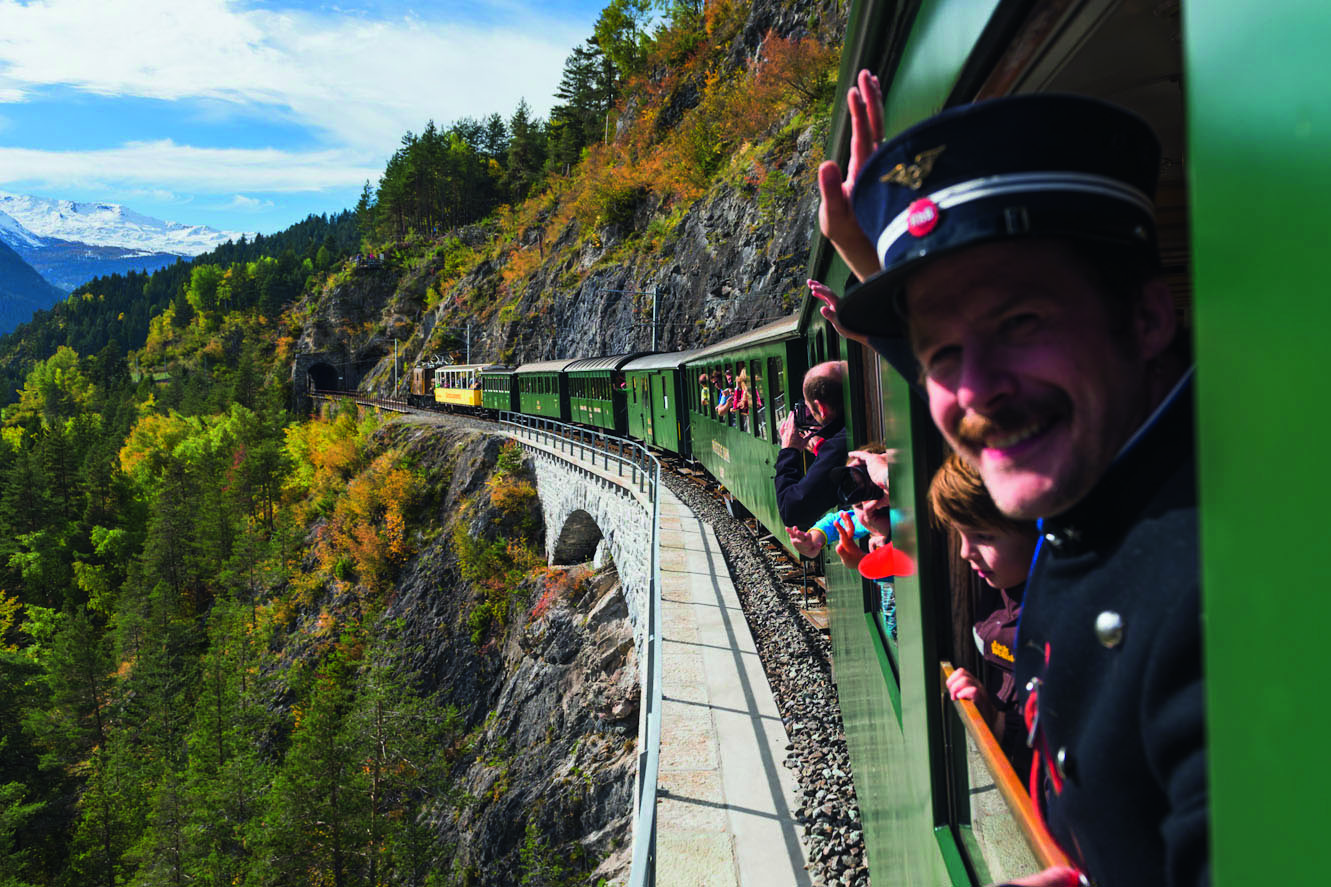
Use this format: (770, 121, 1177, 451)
(684, 315, 804, 554)
(623, 349, 703, 459)
(566, 353, 650, 434)
(514, 358, 575, 421)
(799, 0, 1331, 884)
(478, 366, 518, 415)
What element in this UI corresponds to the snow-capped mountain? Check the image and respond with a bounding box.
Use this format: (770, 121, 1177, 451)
(0, 209, 47, 249)
(0, 191, 252, 257)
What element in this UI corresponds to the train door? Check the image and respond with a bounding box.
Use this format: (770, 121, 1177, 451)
(651, 372, 675, 452)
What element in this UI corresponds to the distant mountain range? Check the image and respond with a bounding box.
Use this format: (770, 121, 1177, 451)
(0, 237, 65, 334)
(0, 191, 255, 333)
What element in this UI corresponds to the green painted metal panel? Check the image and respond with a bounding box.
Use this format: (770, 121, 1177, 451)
(1185, 1, 1331, 881)
(689, 415, 783, 541)
(517, 373, 567, 420)
(686, 337, 803, 554)
(625, 372, 651, 442)
(480, 372, 516, 412)
(568, 370, 622, 432)
(650, 372, 679, 453)
(880, 0, 1004, 137)
(829, 363, 954, 885)
(935, 826, 979, 885)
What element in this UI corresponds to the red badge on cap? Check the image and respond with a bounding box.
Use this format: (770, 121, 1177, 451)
(906, 198, 939, 237)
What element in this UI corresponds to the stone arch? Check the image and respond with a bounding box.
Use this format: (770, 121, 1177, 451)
(306, 362, 340, 392)
(552, 509, 605, 565)
(525, 447, 652, 642)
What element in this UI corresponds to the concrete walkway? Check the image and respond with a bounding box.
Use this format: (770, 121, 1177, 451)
(652, 488, 810, 886)
(505, 427, 808, 885)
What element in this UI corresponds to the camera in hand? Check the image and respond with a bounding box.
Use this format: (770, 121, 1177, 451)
(831, 464, 885, 506)
(792, 400, 820, 430)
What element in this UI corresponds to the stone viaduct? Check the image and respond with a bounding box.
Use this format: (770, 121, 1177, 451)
(520, 439, 655, 646)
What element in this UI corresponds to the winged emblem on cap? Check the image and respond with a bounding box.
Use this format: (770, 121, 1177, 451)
(879, 145, 947, 190)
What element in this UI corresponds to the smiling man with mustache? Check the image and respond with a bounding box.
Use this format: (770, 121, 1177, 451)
(817, 82, 1205, 887)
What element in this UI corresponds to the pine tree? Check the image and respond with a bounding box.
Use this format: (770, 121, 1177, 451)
(250, 652, 365, 887)
(503, 100, 548, 202)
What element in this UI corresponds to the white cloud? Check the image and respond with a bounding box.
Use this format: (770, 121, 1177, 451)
(0, 140, 380, 193)
(226, 193, 276, 210)
(0, 0, 590, 153)
(124, 188, 188, 204)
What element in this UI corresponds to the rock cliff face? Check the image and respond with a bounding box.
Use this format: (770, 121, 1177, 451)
(288, 0, 846, 394)
(377, 421, 637, 883)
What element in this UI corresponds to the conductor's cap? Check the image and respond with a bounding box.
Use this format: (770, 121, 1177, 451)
(837, 94, 1162, 340)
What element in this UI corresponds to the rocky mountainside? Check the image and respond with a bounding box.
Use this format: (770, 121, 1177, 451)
(288, 0, 844, 389)
(362, 420, 638, 883)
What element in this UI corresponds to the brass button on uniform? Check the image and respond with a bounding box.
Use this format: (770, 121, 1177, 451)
(1095, 610, 1124, 648)
(1056, 746, 1069, 780)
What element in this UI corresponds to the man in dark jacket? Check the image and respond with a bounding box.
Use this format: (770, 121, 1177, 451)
(819, 82, 1207, 887)
(774, 360, 848, 531)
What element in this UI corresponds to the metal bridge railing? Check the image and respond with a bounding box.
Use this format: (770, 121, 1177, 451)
(497, 412, 663, 887)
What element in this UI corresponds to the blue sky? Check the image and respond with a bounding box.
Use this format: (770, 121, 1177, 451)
(0, 0, 607, 237)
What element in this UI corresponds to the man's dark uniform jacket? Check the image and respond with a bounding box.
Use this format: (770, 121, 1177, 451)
(1015, 376, 1208, 887)
(773, 424, 847, 530)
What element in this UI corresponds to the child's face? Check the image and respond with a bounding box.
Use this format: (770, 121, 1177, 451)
(954, 524, 1036, 589)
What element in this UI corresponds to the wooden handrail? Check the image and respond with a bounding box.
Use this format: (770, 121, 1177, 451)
(940, 661, 1073, 871)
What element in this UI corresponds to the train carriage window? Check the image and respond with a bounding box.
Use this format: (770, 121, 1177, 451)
(713, 364, 723, 420)
(736, 360, 750, 433)
(767, 357, 787, 438)
(752, 360, 767, 440)
(723, 362, 735, 427)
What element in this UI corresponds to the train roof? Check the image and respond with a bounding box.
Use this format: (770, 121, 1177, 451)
(432, 363, 506, 373)
(565, 352, 654, 373)
(475, 364, 515, 374)
(684, 314, 801, 363)
(622, 349, 706, 371)
(514, 358, 581, 374)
